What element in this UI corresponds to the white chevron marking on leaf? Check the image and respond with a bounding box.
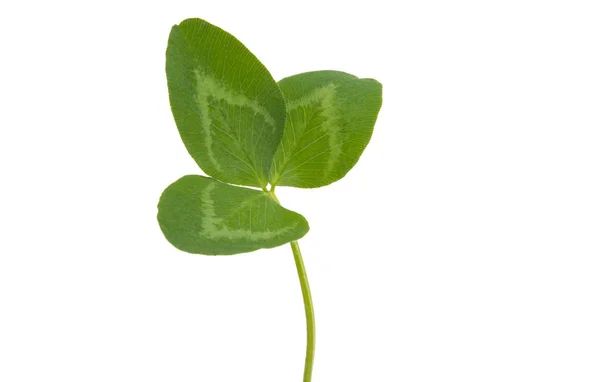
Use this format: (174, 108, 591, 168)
(200, 182, 294, 241)
(194, 69, 276, 177)
(286, 83, 341, 175)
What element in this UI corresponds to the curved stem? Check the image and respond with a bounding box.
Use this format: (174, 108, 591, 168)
(267, 189, 315, 381)
(290, 240, 315, 382)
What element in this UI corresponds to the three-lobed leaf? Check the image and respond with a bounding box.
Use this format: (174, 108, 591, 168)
(270, 71, 382, 188)
(158, 175, 309, 255)
(160, 19, 382, 255)
(166, 18, 286, 188)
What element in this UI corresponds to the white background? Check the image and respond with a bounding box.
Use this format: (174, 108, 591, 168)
(1, 1, 599, 381)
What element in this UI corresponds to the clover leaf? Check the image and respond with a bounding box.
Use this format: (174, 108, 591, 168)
(270, 71, 382, 188)
(158, 18, 382, 382)
(158, 175, 309, 255)
(166, 18, 286, 188)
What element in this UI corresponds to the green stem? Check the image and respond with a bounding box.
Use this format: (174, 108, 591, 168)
(268, 189, 315, 382)
(290, 240, 315, 382)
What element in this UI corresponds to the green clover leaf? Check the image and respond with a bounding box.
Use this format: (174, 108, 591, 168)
(157, 17, 382, 382)
(158, 175, 308, 255)
(270, 71, 382, 188)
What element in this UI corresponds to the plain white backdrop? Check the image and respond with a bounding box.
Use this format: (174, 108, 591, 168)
(1, 1, 599, 381)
